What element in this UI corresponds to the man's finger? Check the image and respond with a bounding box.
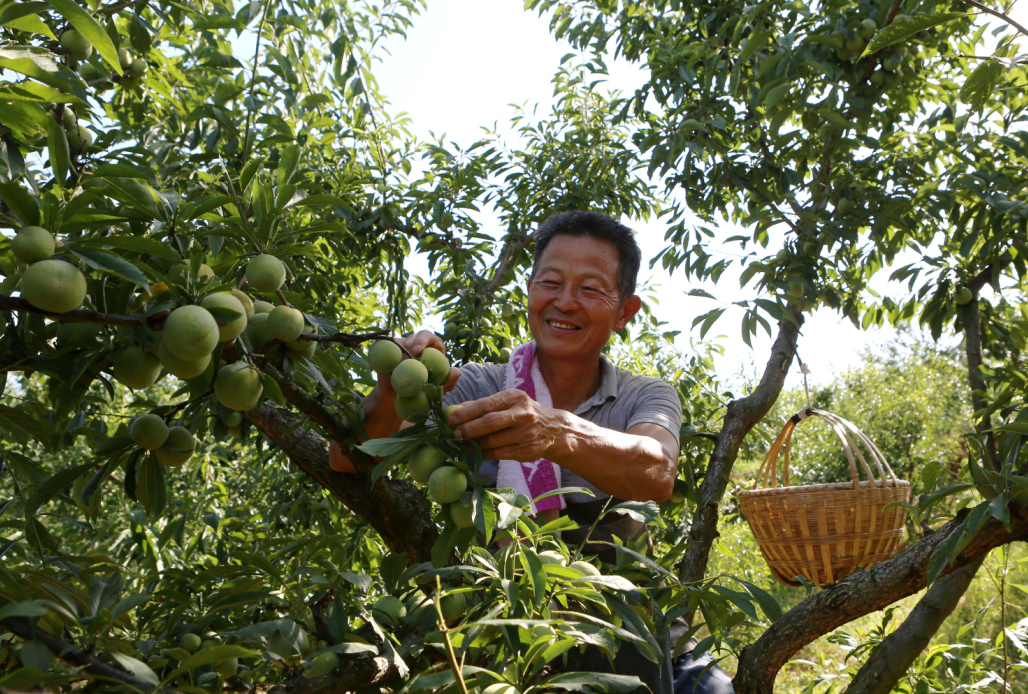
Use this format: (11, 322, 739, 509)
(411, 329, 443, 356)
(442, 366, 462, 393)
(447, 389, 521, 426)
(480, 445, 530, 462)
(454, 408, 519, 441)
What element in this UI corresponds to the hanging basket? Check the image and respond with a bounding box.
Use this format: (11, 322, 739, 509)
(737, 408, 911, 587)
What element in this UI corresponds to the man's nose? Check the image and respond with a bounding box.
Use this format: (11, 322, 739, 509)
(552, 283, 580, 311)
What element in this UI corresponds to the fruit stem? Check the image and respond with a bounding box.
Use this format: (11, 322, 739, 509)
(275, 289, 290, 306)
(434, 578, 470, 694)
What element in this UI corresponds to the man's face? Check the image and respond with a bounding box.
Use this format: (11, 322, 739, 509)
(527, 234, 641, 360)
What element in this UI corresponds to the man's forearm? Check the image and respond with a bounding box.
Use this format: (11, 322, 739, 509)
(550, 413, 675, 502)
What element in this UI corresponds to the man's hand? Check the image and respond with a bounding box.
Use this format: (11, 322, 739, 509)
(329, 329, 462, 475)
(447, 389, 567, 462)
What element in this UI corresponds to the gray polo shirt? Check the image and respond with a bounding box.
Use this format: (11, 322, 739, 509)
(443, 355, 682, 504)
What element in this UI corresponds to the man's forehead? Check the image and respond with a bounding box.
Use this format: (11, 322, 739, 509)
(535, 235, 619, 276)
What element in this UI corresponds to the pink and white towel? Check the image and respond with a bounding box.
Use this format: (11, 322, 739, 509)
(496, 342, 565, 515)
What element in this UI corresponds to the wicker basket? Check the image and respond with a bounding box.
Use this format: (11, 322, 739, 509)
(738, 408, 911, 587)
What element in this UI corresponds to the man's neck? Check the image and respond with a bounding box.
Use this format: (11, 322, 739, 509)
(536, 349, 603, 412)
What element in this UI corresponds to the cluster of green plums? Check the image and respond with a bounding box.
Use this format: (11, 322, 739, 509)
(8, 235, 320, 462)
(59, 29, 148, 91)
(366, 339, 474, 515)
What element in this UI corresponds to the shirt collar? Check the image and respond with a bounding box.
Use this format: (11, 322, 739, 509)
(573, 355, 618, 414)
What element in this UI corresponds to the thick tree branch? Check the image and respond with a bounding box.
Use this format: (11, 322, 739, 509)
(268, 653, 395, 694)
(678, 311, 802, 584)
(733, 503, 1028, 694)
(245, 398, 439, 564)
(842, 557, 983, 694)
(963, 0, 1028, 39)
(485, 231, 535, 294)
(0, 617, 175, 692)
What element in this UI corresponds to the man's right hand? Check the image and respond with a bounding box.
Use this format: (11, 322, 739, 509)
(328, 328, 461, 474)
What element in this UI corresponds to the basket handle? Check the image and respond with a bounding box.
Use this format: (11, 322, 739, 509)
(751, 408, 900, 490)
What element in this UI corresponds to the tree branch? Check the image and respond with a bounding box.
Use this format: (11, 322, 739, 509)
(484, 231, 535, 294)
(963, 0, 1028, 39)
(0, 616, 176, 692)
(842, 557, 984, 694)
(244, 398, 439, 564)
(678, 311, 802, 584)
(733, 503, 1028, 694)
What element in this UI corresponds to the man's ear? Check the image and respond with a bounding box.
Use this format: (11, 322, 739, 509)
(614, 295, 642, 330)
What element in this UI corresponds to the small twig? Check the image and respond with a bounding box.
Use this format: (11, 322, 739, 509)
(241, 0, 275, 166)
(1, 616, 183, 693)
(0, 295, 166, 328)
(276, 289, 290, 306)
(964, 0, 1028, 39)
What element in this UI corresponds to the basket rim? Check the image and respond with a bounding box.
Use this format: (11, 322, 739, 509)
(738, 478, 911, 498)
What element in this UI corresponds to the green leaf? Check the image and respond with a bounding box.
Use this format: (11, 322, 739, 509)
(862, 13, 967, 56)
(0, 181, 40, 227)
(357, 436, 425, 457)
(70, 247, 150, 290)
(108, 652, 159, 686)
(101, 177, 167, 220)
(24, 463, 94, 515)
(543, 672, 645, 692)
(44, 0, 122, 73)
(135, 457, 166, 519)
(166, 646, 258, 680)
(736, 578, 782, 622)
(69, 235, 180, 262)
(959, 59, 1004, 114)
(43, 112, 68, 189)
(259, 374, 285, 407)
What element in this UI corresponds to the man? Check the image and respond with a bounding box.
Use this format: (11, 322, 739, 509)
(330, 211, 732, 694)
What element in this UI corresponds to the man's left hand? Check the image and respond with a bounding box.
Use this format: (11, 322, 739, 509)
(447, 389, 568, 462)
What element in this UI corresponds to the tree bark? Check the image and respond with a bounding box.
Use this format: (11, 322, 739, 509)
(841, 557, 983, 694)
(678, 313, 802, 584)
(732, 503, 1028, 694)
(246, 398, 439, 564)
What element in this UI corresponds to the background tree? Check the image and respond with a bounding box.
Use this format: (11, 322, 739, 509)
(1, 0, 1028, 693)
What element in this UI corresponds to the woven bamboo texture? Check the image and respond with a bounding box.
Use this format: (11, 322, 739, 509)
(738, 408, 911, 587)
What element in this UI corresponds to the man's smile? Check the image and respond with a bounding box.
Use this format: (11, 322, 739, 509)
(546, 319, 582, 331)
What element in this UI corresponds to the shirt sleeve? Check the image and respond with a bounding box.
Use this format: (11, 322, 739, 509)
(443, 361, 505, 407)
(625, 378, 683, 446)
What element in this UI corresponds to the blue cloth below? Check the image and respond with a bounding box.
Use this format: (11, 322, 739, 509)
(672, 652, 735, 694)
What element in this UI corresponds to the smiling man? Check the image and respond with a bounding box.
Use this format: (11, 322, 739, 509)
(331, 211, 732, 694)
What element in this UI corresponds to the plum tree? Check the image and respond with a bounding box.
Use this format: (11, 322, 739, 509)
(371, 596, 406, 627)
(449, 501, 474, 528)
(394, 391, 431, 423)
(419, 347, 450, 385)
(59, 30, 92, 61)
(158, 341, 211, 380)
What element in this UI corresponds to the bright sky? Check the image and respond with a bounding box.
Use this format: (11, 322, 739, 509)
(372, 1, 1021, 389)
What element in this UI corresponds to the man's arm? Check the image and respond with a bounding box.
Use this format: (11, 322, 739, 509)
(447, 390, 679, 502)
(328, 330, 460, 473)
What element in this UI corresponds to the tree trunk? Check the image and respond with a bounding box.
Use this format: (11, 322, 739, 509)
(842, 557, 983, 694)
(246, 399, 439, 564)
(732, 504, 1028, 694)
(678, 314, 802, 584)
